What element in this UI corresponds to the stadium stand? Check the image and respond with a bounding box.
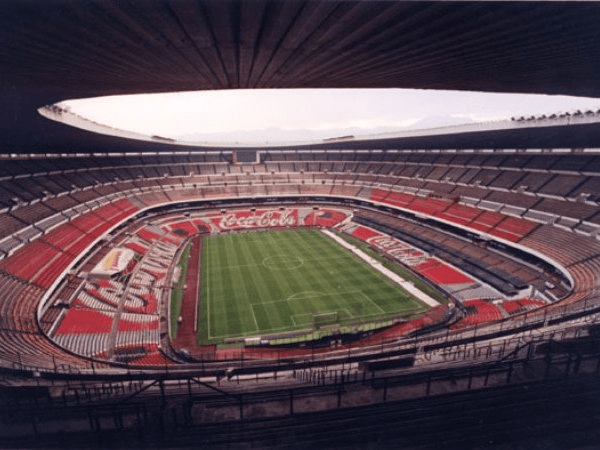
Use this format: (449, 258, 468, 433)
(55, 308, 114, 335)
(5, 2, 600, 443)
(1, 152, 597, 328)
(304, 209, 349, 227)
(452, 299, 504, 328)
(414, 259, 474, 285)
(0, 214, 26, 241)
(0, 240, 61, 281)
(351, 208, 551, 297)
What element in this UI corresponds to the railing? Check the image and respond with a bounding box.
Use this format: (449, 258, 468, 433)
(1, 189, 594, 376)
(2, 293, 600, 380)
(3, 344, 600, 447)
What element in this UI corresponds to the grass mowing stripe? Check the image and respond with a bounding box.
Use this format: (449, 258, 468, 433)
(284, 237, 331, 294)
(222, 238, 255, 337)
(198, 242, 209, 344)
(335, 231, 447, 305)
(232, 265, 258, 334)
(170, 242, 192, 338)
(198, 229, 430, 344)
(213, 237, 239, 338)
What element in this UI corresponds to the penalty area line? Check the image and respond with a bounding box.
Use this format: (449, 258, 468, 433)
(249, 303, 260, 333)
(361, 292, 386, 314)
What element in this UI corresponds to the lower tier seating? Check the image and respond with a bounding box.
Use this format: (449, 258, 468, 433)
(353, 209, 552, 297)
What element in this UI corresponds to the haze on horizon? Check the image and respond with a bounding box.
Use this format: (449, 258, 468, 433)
(59, 89, 600, 144)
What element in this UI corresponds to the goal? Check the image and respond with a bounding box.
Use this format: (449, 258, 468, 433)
(313, 312, 338, 329)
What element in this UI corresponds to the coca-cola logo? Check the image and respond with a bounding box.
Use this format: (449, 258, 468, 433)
(218, 210, 297, 230)
(369, 236, 398, 249)
(368, 236, 411, 255)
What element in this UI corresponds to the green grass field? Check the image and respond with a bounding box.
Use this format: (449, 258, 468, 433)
(170, 243, 192, 339)
(197, 229, 429, 344)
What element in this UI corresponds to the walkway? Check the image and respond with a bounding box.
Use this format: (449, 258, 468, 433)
(171, 236, 202, 353)
(321, 229, 440, 308)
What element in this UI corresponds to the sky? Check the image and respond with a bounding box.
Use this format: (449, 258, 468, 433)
(59, 89, 600, 143)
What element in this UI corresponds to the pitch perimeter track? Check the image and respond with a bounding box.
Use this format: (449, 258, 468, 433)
(171, 236, 202, 352)
(322, 229, 440, 308)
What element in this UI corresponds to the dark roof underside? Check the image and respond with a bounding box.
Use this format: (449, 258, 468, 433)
(3, 0, 600, 154)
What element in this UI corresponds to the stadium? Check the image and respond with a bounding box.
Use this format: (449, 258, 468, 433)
(3, 1, 600, 448)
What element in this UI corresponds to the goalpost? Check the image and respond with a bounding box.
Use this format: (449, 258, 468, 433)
(313, 312, 338, 329)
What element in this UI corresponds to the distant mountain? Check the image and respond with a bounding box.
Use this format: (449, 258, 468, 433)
(176, 115, 479, 144)
(407, 115, 477, 129)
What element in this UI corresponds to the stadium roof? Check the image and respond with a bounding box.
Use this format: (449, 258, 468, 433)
(3, 0, 600, 154)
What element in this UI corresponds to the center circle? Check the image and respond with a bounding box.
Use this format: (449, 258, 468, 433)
(263, 255, 303, 271)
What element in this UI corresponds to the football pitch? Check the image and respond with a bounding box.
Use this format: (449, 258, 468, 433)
(198, 229, 429, 343)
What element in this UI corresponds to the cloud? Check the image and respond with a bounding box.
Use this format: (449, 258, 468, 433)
(60, 88, 600, 141)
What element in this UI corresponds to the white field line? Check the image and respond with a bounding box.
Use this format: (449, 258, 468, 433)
(249, 304, 260, 332)
(209, 254, 350, 270)
(252, 289, 365, 307)
(340, 308, 353, 320)
(361, 292, 386, 314)
(291, 313, 313, 326)
(194, 240, 201, 333)
(286, 290, 324, 301)
(214, 323, 312, 340)
(206, 242, 212, 339)
(321, 229, 440, 308)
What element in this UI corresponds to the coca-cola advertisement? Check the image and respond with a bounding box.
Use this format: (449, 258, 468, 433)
(212, 209, 298, 231)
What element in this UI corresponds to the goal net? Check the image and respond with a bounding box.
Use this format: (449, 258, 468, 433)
(313, 312, 338, 328)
